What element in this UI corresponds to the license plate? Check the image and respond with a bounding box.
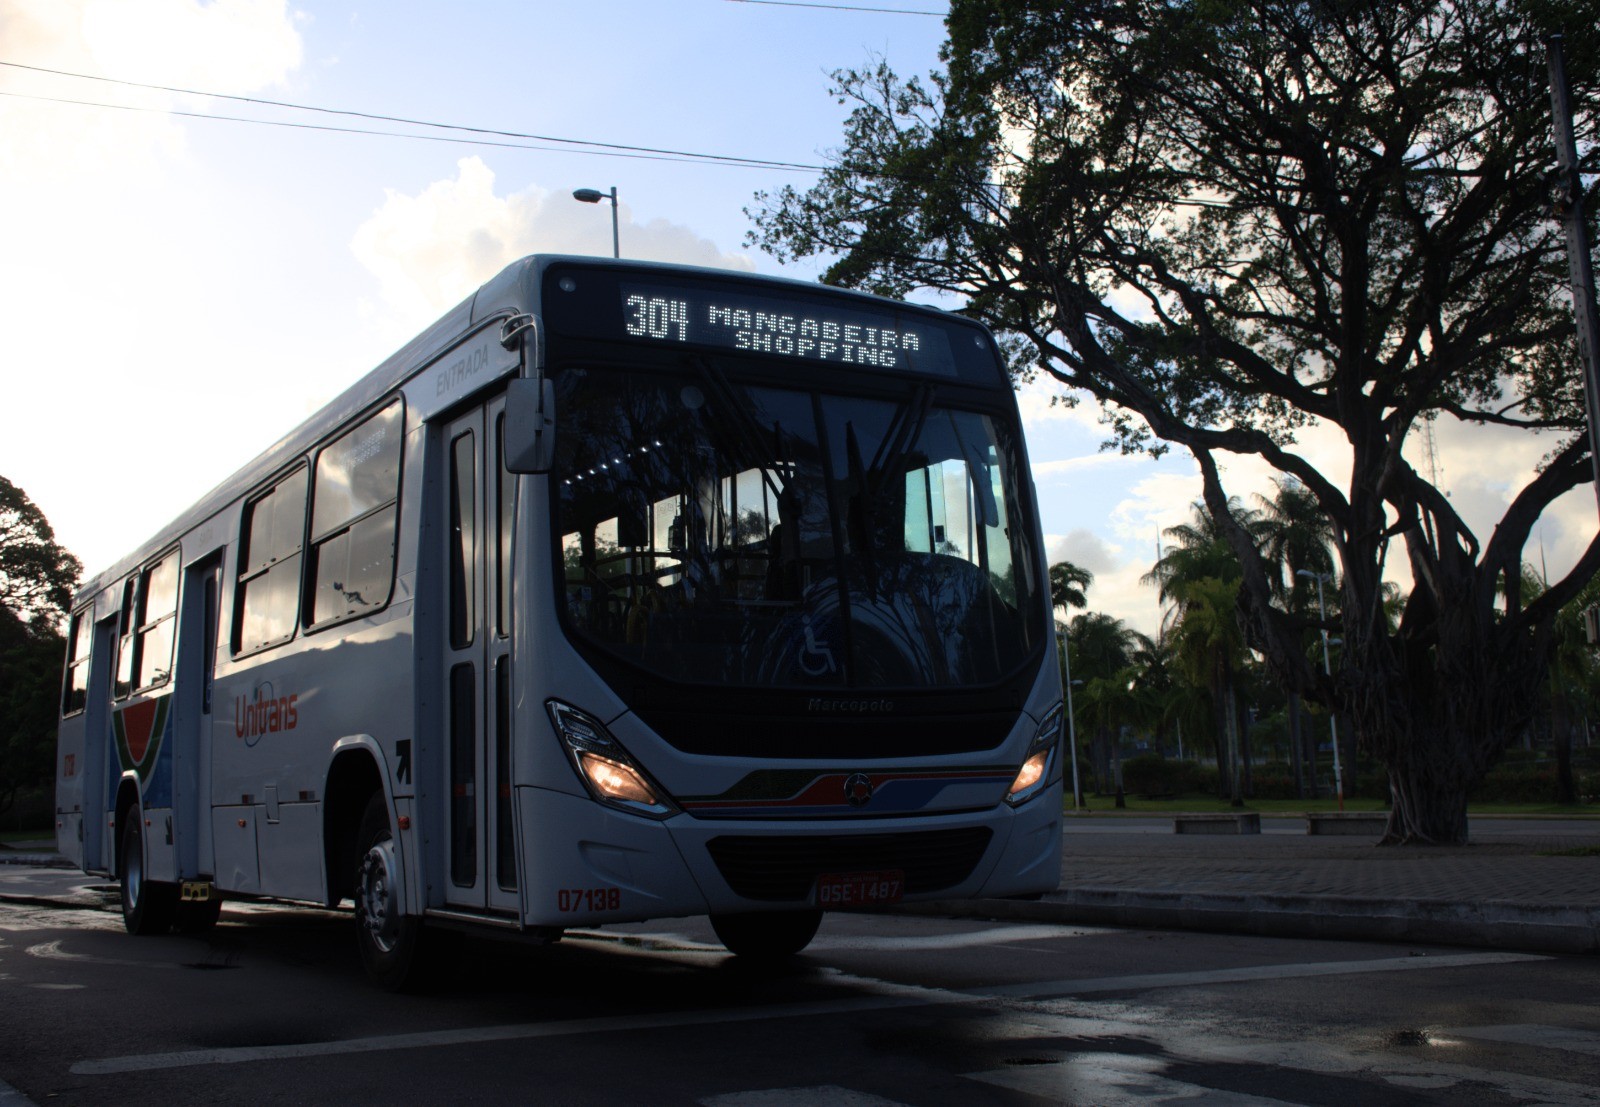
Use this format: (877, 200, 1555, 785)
(815, 870, 905, 908)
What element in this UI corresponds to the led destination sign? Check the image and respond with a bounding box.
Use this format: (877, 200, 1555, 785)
(618, 282, 960, 377)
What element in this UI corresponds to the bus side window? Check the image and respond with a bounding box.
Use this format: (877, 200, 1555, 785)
(114, 578, 136, 700)
(134, 551, 179, 690)
(61, 607, 92, 716)
(307, 400, 403, 629)
(234, 467, 308, 655)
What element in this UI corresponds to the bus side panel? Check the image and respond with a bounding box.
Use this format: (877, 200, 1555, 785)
(54, 710, 86, 868)
(257, 802, 326, 902)
(518, 786, 708, 927)
(211, 805, 260, 893)
(211, 612, 414, 900)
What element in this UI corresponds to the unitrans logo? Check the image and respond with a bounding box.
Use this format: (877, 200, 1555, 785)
(806, 698, 895, 714)
(235, 681, 299, 747)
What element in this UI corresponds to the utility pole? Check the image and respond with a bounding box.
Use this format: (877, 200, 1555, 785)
(1546, 36, 1600, 516)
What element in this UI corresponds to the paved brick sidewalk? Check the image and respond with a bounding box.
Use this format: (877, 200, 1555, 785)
(919, 816, 1600, 953)
(1060, 827, 1600, 908)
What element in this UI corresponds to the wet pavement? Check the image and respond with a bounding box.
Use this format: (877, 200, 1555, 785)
(6, 813, 1599, 953)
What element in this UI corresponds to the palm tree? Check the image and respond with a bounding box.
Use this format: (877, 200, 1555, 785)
(1529, 567, 1600, 804)
(1255, 476, 1336, 606)
(1255, 475, 1336, 798)
(1049, 560, 1094, 618)
(1145, 499, 1264, 803)
(1066, 611, 1140, 801)
(1166, 576, 1251, 805)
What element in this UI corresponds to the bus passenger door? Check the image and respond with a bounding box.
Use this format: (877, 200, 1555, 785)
(170, 554, 221, 882)
(80, 615, 120, 873)
(440, 396, 518, 913)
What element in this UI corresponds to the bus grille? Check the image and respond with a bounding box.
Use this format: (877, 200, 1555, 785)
(705, 827, 994, 902)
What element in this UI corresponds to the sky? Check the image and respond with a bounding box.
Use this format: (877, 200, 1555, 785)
(1, 0, 1595, 639)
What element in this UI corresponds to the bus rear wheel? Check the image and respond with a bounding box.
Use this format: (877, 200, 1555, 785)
(710, 910, 822, 959)
(119, 816, 178, 936)
(354, 792, 427, 990)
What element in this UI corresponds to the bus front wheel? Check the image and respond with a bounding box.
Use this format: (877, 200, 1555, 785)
(354, 792, 427, 990)
(119, 816, 178, 936)
(710, 910, 822, 959)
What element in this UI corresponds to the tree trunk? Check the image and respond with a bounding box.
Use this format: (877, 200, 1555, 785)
(1288, 692, 1304, 799)
(1211, 697, 1230, 800)
(1238, 697, 1253, 799)
(1094, 726, 1113, 794)
(1225, 676, 1244, 807)
(1384, 763, 1469, 845)
(1554, 691, 1578, 806)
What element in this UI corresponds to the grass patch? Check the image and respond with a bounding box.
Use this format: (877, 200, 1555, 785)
(0, 827, 56, 847)
(1067, 793, 1387, 816)
(1537, 845, 1600, 857)
(1065, 794, 1598, 818)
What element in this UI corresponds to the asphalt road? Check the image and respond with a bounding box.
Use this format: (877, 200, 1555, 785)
(2, 892, 1597, 1105)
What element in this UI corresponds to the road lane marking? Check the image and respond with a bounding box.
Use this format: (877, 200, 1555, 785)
(807, 923, 1111, 952)
(701, 1087, 912, 1106)
(0, 1077, 40, 1107)
(26, 940, 179, 969)
(965, 1052, 1300, 1106)
(573, 923, 1106, 955)
(1447, 1023, 1600, 1057)
(979, 951, 1550, 998)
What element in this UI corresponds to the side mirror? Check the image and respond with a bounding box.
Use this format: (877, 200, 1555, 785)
(505, 377, 555, 473)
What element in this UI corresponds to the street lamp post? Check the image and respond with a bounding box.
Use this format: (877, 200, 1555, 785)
(572, 186, 619, 258)
(1059, 630, 1083, 812)
(1297, 569, 1345, 811)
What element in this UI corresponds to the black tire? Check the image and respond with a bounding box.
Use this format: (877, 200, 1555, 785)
(119, 816, 178, 936)
(353, 792, 428, 990)
(710, 910, 823, 959)
(175, 893, 224, 933)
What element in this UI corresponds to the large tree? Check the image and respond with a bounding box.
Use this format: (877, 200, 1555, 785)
(0, 476, 80, 819)
(0, 476, 80, 631)
(751, 0, 1600, 844)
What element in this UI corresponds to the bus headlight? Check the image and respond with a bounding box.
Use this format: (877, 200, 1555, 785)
(1006, 702, 1063, 807)
(547, 700, 679, 819)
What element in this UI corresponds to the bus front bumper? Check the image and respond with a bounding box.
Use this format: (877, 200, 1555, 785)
(517, 782, 1062, 929)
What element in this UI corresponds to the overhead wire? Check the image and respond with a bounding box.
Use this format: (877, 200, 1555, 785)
(0, 88, 817, 170)
(0, 59, 826, 172)
(724, 0, 944, 14)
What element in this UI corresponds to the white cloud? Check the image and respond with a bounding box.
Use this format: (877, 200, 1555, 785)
(1032, 454, 1128, 481)
(1015, 374, 1101, 435)
(1044, 528, 1121, 576)
(350, 157, 753, 336)
(0, 0, 306, 577)
(80, 0, 302, 92)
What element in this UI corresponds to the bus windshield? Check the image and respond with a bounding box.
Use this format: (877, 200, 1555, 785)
(554, 363, 1042, 689)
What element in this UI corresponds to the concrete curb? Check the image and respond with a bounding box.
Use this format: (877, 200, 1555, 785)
(0, 855, 74, 869)
(906, 890, 1600, 955)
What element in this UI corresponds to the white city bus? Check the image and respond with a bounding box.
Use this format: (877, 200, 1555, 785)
(55, 255, 1064, 988)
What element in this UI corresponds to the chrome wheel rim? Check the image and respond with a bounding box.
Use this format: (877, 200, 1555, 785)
(356, 838, 401, 954)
